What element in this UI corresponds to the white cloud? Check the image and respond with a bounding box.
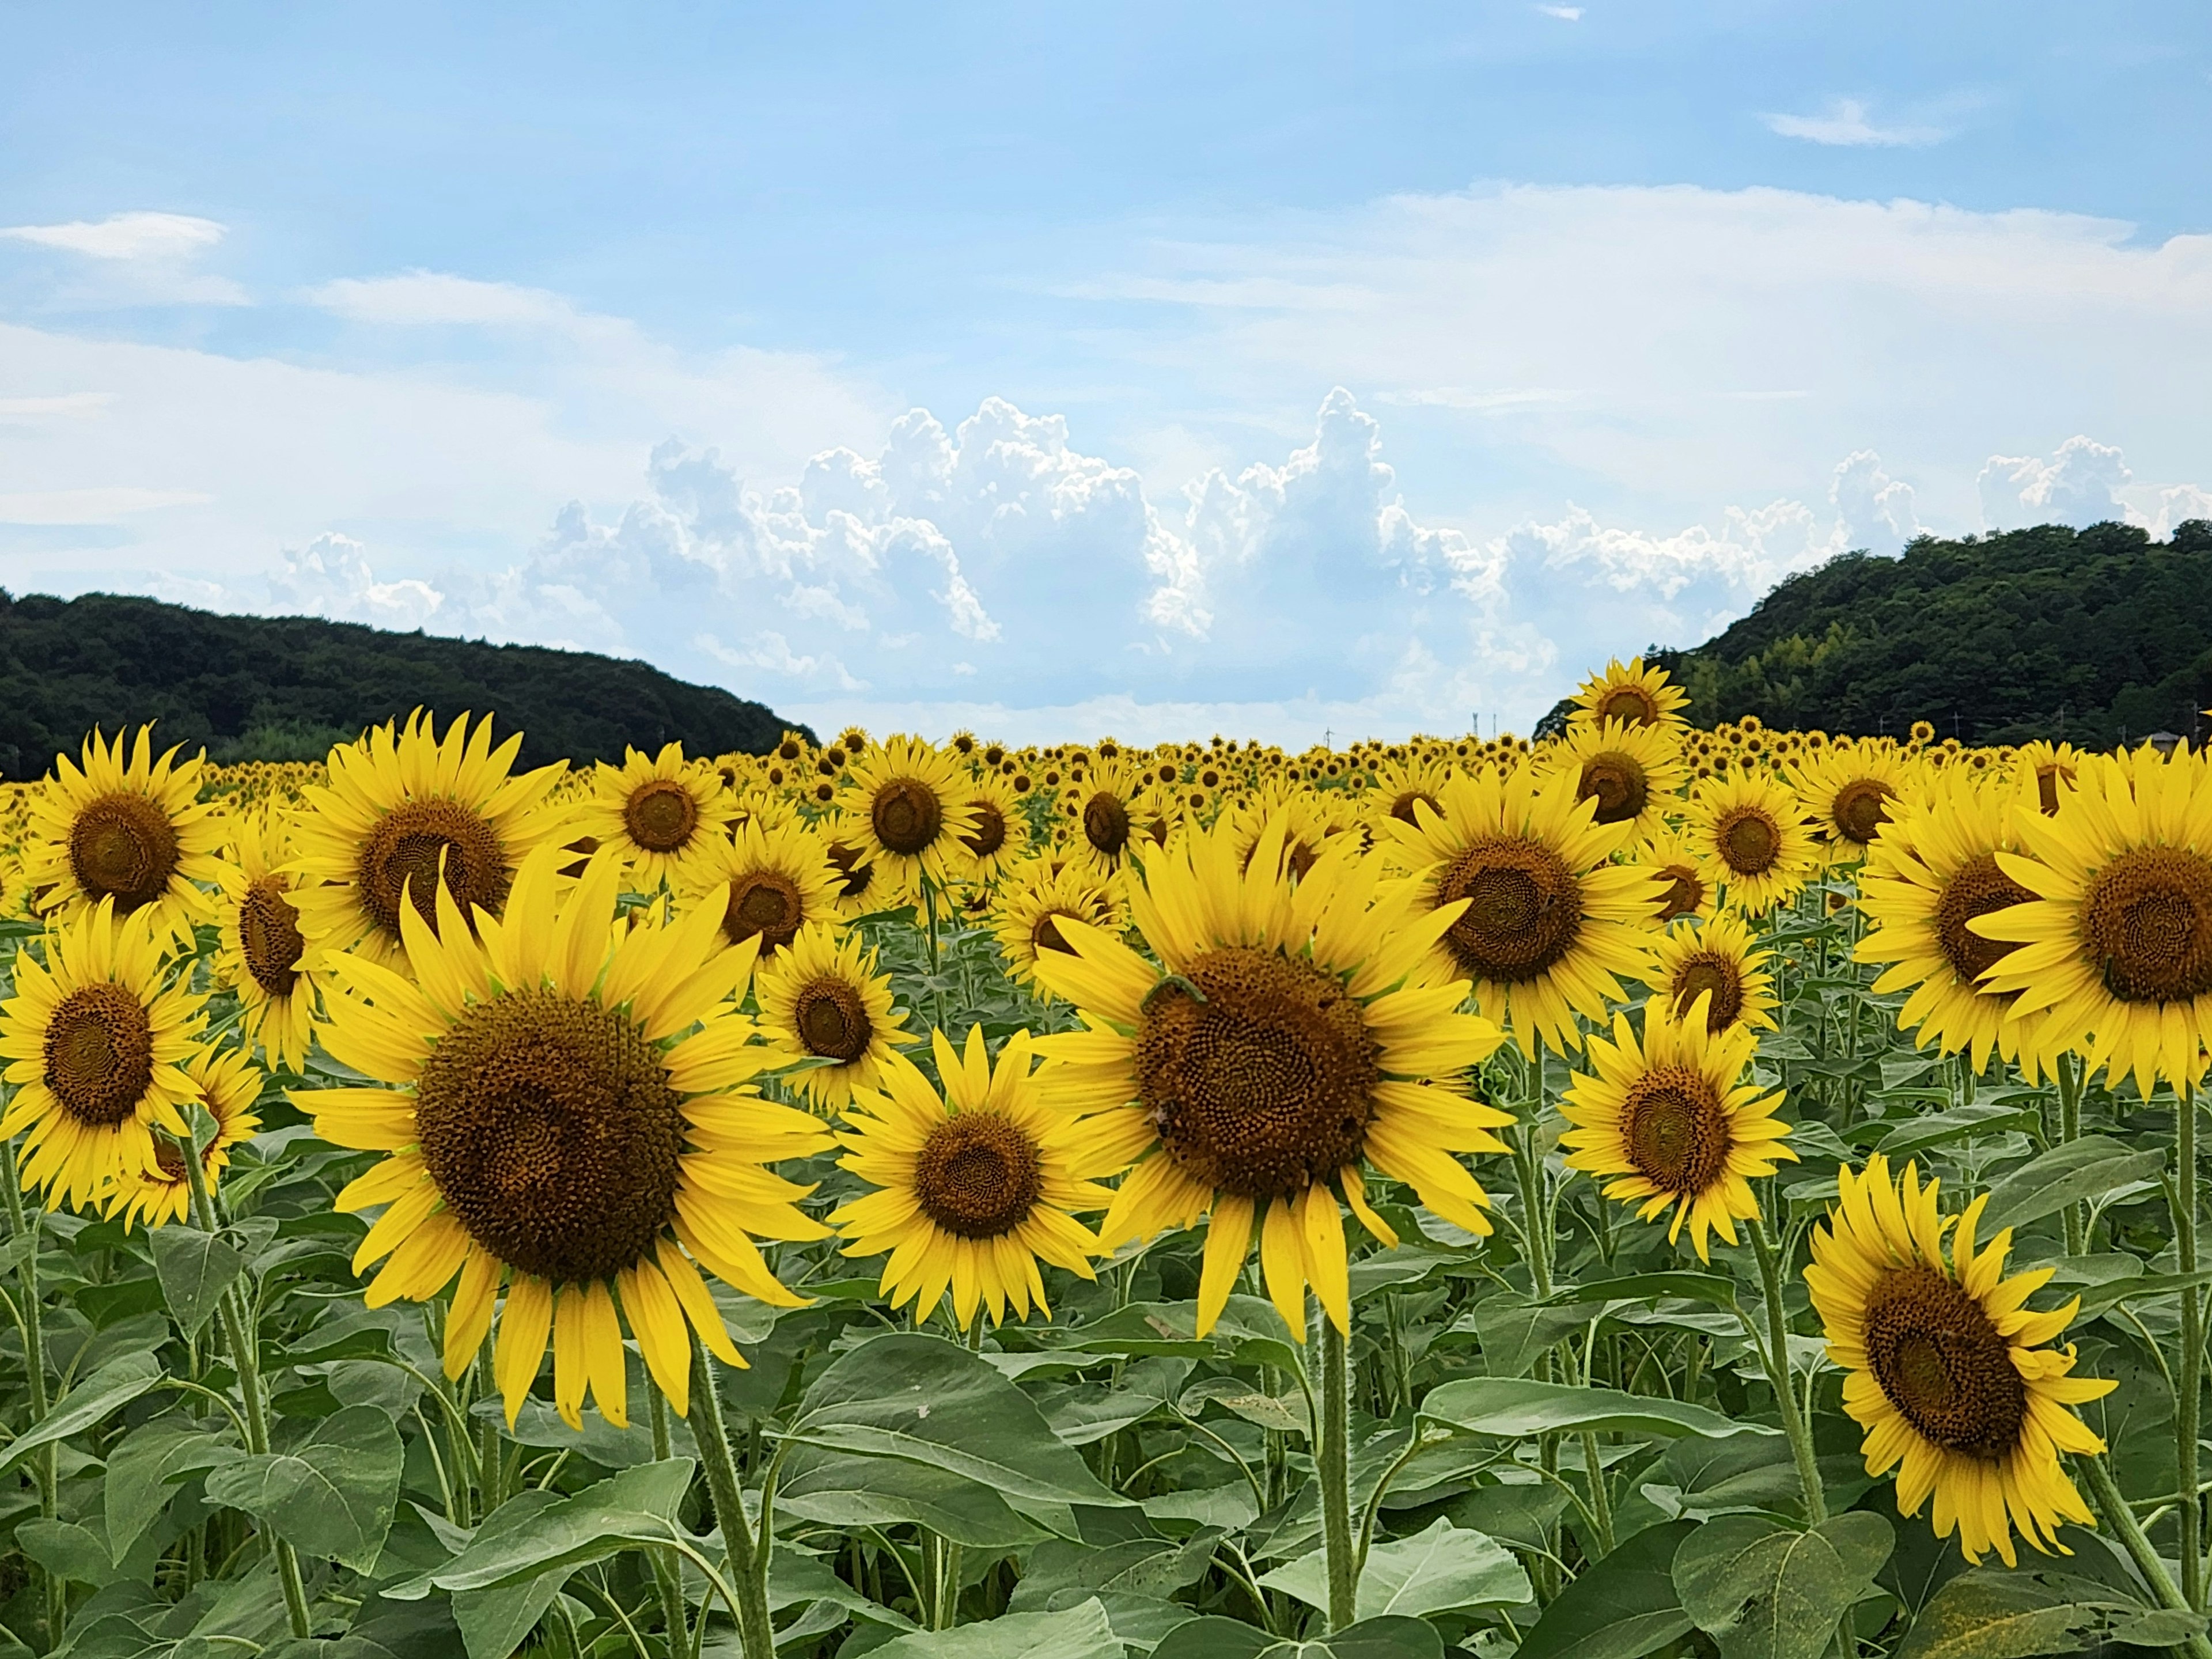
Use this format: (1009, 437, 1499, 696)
(1536, 4, 1583, 18)
(1, 211, 226, 260)
(309, 271, 590, 330)
(1504, 497, 1838, 600)
(1761, 99, 1948, 147)
(0, 393, 113, 423)
(1831, 450, 1921, 554)
(0, 485, 211, 524)
(266, 533, 444, 631)
(1978, 435, 2131, 531)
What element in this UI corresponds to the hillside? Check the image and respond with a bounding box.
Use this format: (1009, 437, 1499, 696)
(1570, 519, 2212, 747)
(0, 591, 806, 778)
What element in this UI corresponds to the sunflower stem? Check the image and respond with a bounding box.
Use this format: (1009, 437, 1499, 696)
(686, 1346, 777, 1659)
(1747, 1214, 1825, 1525)
(1, 1136, 66, 1648)
(647, 1381, 691, 1659)
(2056, 1054, 2085, 1255)
(1316, 1304, 1358, 1633)
(2080, 1452, 2212, 1659)
(2176, 1075, 2204, 1608)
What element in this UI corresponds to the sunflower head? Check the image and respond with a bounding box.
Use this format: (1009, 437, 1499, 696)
(1791, 742, 1916, 862)
(1545, 717, 1690, 838)
(838, 737, 976, 892)
(1569, 657, 1690, 733)
(991, 859, 1127, 996)
(1685, 770, 1820, 918)
(24, 725, 226, 943)
(756, 921, 912, 1112)
(952, 768, 1032, 881)
(1643, 911, 1777, 1036)
(110, 1043, 264, 1231)
(680, 815, 840, 960)
(575, 742, 739, 887)
(214, 809, 320, 1072)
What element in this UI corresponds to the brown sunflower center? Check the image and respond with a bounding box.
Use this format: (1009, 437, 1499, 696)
(1830, 779, 1896, 846)
(1716, 808, 1781, 877)
(1670, 953, 1743, 1031)
(1934, 853, 2033, 985)
(1435, 838, 1584, 983)
(1862, 1264, 2027, 1459)
(871, 780, 943, 857)
(724, 872, 803, 953)
(794, 978, 872, 1062)
(68, 791, 180, 914)
(415, 990, 682, 1285)
(356, 799, 512, 941)
(1596, 685, 1660, 726)
(2035, 764, 2073, 817)
(2084, 846, 2212, 1002)
(1578, 753, 1649, 824)
(1133, 946, 1380, 1202)
(44, 983, 156, 1128)
(1388, 790, 1440, 827)
(1082, 791, 1131, 858)
(912, 1112, 1043, 1240)
(1655, 862, 1708, 923)
(1619, 1064, 1731, 1197)
(623, 780, 700, 853)
(153, 1139, 191, 1180)
(960, 801, 1009, 859)
(1031, 911, 1076, 955)
(824, 840, 875, 901)
(239, 876, 307, 997)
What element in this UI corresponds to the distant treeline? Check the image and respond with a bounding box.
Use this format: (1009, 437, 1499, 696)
(0, 592, 807, 778)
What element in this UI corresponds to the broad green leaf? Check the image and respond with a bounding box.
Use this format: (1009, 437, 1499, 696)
(203, 1404, 405, 1571)
(149, 1224, 249, 1339)
(0, 1352, 164, 1478)
(1035, 1357, 1188, 1445)
(106, 1420, 234, 1561)
(399, 1460, 694, 1597)
(1422, 1377, 1779, 1442)
(1557, 1271, 1740, 1309)
(17, 1518, 127, 1587)
(1983, 1138, 2166, 1232)
(1261, 1517, 1531, 1619)
(2080, 1269, 2212, 1319)
(1010, 1530, 1221, 1611)
(1152, 1614, 1446, 1659)
(1514, 1520, 1696, 1659)
(776, 1444, 1057, 1547)
(445, 1491, 567, 1659)
(1870, 1104, 2035, 1158)
(1465, 1296, 1592, 1378)
(1893, 1570, 2107, 1659)
(785, 1332, 1126, 1507)
(1674, 1513, 1895, 1659)
(867, 1598, 1121, 1659)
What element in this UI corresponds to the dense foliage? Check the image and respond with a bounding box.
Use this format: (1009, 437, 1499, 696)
(0, 593, 800, 777)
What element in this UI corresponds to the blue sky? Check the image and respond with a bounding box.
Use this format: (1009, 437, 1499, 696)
(4, 1, 2210, 741)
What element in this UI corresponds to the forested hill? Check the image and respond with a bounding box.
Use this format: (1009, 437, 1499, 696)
(1643, 520, 2212, 747)
(0, 591, 805, 778)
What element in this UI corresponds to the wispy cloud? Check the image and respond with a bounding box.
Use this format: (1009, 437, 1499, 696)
(1762, 98, 1948, 147)
(1536, 4, 1583, 18)
(0, 211, 226, 260)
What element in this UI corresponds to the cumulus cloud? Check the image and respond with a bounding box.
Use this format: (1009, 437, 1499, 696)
(1978, 435, 2132, 531)
(1761, 99, 1949, 147)
(1831, 450, 1921, 554)
(267, 533, 444, 632)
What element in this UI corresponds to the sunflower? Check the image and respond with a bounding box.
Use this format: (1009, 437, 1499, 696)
(1569, 657, 1690, 733)
(991, 859, 1127, 997)
(1032, 818, 1509, 1339)
(679, 816, 841, 961)
(1059, 755, 1158, 881)
(288, 711, 574, 972)
(1381, 760, 1666, 1058)
(1638, 824, 1719, 925)
(1855, 769, 2055, 1081)
(1791, 742, 1916, 864)
(1804, 1154, 2112, 1566)
(813, 814, 893, 919)
(572, 743, 740, 890)
(1543, 717, 1690, 840)
(1975, 747, 2212, 1097)
(1365, 753, 1460, 842)
(1559, 999, 1794, 1260)
(831, 1027, 1116, 1328)
(838, 737, 976, 900)
(0, 902, 206, 1212)
(213, 810, 319, 1073)
(2010, 740, 2084, 817)
(109, 1043, 263, 1231)
(1684, 771, 1820, 917)
(1641, 911, 1777, 1036)
(306, 846, 833, 1427)
(24, 726, 226, 944)
(755, 922, 913, 1113)
(950, 768, 1032, 884)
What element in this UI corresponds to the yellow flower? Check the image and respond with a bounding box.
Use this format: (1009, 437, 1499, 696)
(24, 726, 226, 944)
(991, 859, 1127, 998)
(109, 1043, 263, 1231)
(1541, 717, 1690, 841)
(1790, 741, 1916, 864)
(572, 743, 740, 889)
(2009, 739, 2083, 817)
(1569, 656, 1690, 733)
(755, 922, 913, 1113)
(213, 809, 319, 1073)
(304, 845, 832, 1427)
(1638, 823, 1718, 925)
(0, 902, 206, 1211)
(1559, 999, 1794, 1259)
(1684, 770, 1820, 917)
(837, 737, 977, 900)
(678, 815, 842, 960)
(1058, 755, 1160, 882)
(1362, 752, 1460, 846)
(1640, 911, 1777, 1036)
(1033, 817, 1508, 1339)
(949, 767, 1032, 884)
(1805, 1154, 2113, 1567)
(832, 1027, 1115, 1328)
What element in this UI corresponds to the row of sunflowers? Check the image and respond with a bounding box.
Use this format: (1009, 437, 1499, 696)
(0, 657, 2206, 1659)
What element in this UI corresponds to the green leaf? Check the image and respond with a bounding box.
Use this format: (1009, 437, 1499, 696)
(1421, 1378, 1780, 1442)
(1870, 1105, 2035, 1158)
(2079, 1268, 2212, 1319)
(1892, 1570, 2106, 1659)
(1010, 1531, 1222, 1611)
(1464, 1296, 1593, 1378)
(0, 1352, 164, 1478)
(400, 1460, 694, 1597)
(866, 1598, 1122, 1659)
(1557, 1271, 1741, 1309)
(105, 1420, 234, 1562)
(203, 1404, 406, 1571)
(1983, 1138, 2167, 1232)
(1674, 1513, 1895, 1659)
(1152, 1615, 1446, 1659)
(776, 1444, 1056, 1547)
(1514, 1520, 1697, 1659)
(149, 1223, 249, 1339)
(785, 1332, 1126, 1508)
(17, 1518, 127, 1588)
(445, 1491, 567, 1659)
(1261, 1518, 1532, 1619)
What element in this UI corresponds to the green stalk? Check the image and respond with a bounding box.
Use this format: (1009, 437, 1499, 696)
(2, 1138, 64, 1647)
(1747, 1214, 1825, 1525)
(1316, 1308, 1358, 1633)
(2078, 1453, 2212, 1659)
(647, 1382, 691, 1659)
(685, 1346, 777, 1659)
(2057, 1053, 2085, 1255)
(475, 1349, 506, 1514)
(173, 1129, 313, 1640)
(2176, 1077, 2203, 1608)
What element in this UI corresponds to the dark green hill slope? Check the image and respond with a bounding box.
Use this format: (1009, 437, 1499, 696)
(0, 592, 808, 778)
(1626, 520, 2212, 747)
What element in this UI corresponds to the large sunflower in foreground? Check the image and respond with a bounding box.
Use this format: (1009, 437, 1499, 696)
(306, 846, 834, 1427)
(109, 1043, 263, 1231)
(1543, 717, 1688, 840)
(1559, 1000, 1793, 1259)
(837, 737, 977, 902)
(680, 816, 841, 960)
(1790, 742, 1916, 865)
(1855, 768, 2053, 1081)
(289, 711, 574, 972)
(1975, 747, 2212, 1097)
(24, 726, 226, 944)
(1641, 911, 1777, 1036)
(1033, 819, 1509, 1338)
(755, 922, 912, 1113)
(572, 743, 740, 890)
(213, 810, 319, 1073)
(1381, 762, 1666, 1058)
(1683, 770, 1820, 917)
(831, 1028, 1116, 1328)
(1805, 1154, 2112, 1566)
(0, 902, 206, 1211)
(1569, 656, 1690, 733)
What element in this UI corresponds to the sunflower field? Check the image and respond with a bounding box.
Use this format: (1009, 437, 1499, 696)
(0, 658, 2209, 1659)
